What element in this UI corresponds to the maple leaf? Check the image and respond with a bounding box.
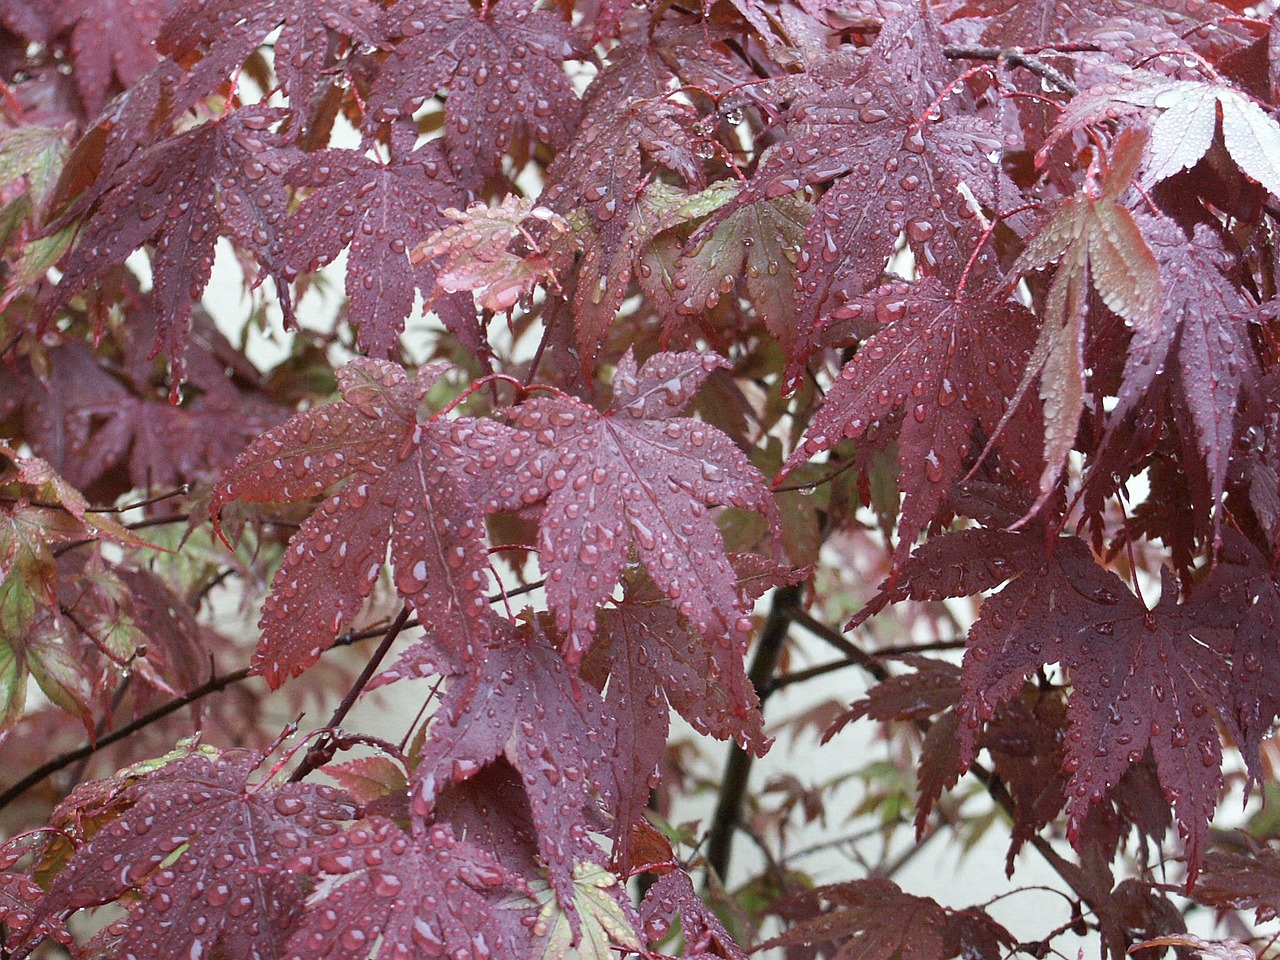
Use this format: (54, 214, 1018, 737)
(47, 106, 297, 384)
(283, 142, 475, 359)
(761, 879, 951, 960)
(434, 758, 542, 875)
(369, 0, 583, 183)
(486, 350, 779, 658)
(530, 860, 644, 960)
(211, 359, 507, 687)
(697, 7, 1001, 370)
(1188, 533, 1280, 783)
(158, 0, 384, 103)
(585, 557, 784, 868)
(1012, 128, 1161, 505)
(957, 537, 1232, 880)
(953, 0, 1257, 65)
(284, 816, 531, 960)
(0, 838, 73, 956)
(783, 277, 1037, 561)
(671, 194, 811, 350)
(1041, 69, 1280, 196)
(1196, 842, 1280, 923)
(538, 18, 734, 363)
(640, 869, 747, 960)
(32, 749, 356, 960)
(407, 616, 620, 913)
(56, 0, 176, 118)
(1102, 216, 1258, 534)
(413, 196, 581, 313)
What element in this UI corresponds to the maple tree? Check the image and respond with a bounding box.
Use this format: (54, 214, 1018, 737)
(6, 0, 1280, 957)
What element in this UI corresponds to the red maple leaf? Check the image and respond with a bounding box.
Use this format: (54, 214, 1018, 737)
(760, 879, 952, 960)
(211, 359, 508, 687)
(783, 278, 1037, 562)
(957, 537, 1232, 880)
(585, 558, 785, 868)
(538, 17, 741, 363)
(1102, 216, 1259, 533)
(282, 142, 475, 359)
(31, 750, 356, 960)
(284, 817, 532, 960)
(158, 0, 383, 103)
(698, 7, 1000, 372)
(408, 616, 620, 912)
(47, 106, 297, 384)
(486, 350, 779, 659)
(640, 870, 748, 960)
(952, 0, 1258, 65)
(53, 0, 174, 116)
(369, 0, 583, 183)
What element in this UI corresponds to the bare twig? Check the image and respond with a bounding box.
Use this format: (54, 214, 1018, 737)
(703, 584, 801, 886)
(288, 606, 412, 783)
(942, 44, 1093, 97)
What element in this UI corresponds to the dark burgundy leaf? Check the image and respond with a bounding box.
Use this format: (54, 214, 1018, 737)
(957, 539, 1231, 880)
(54, 0, 175, 117)
(48, 107, 297, 383)
(369, 0, 582, 183)
(35, 750, 356, 960)
(283, 143, 474, 358)
(211, 359, 507, 687)
(586, 556, 786, 868)
(408, 615, 620, 912)
(284, 816, 531, 960)
(784, 279, 1037, 562)
(485, 350, 779, 659)
(640, 869, 748, 960)
(761, 879, 950, 960)
(158, 0, 383, 103)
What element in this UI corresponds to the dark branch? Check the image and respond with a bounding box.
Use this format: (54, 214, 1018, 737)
(288, 605, 412, 783)
(942, 44, 1088, 97)
(703, 583, 801, 886)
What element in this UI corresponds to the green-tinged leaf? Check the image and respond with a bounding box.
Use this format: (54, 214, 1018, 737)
(0, 125, 69, 214)
(1012, 130, 1160, 500)
(533, 861, 643, 960)
(0, 627, 25, 737)
(25, 624, 96, 720)
(673, 194, 810, 345)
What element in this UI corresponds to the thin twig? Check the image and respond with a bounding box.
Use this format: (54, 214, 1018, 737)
(942, 44, 1087, 97)
(288, 606, 412, 783)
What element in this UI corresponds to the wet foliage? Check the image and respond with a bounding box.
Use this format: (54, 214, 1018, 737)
(3, 0, 1280, 958)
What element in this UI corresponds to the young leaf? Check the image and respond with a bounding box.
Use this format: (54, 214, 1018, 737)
(1012, 128, 1160, 504)
(531, 861, 643, 960)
